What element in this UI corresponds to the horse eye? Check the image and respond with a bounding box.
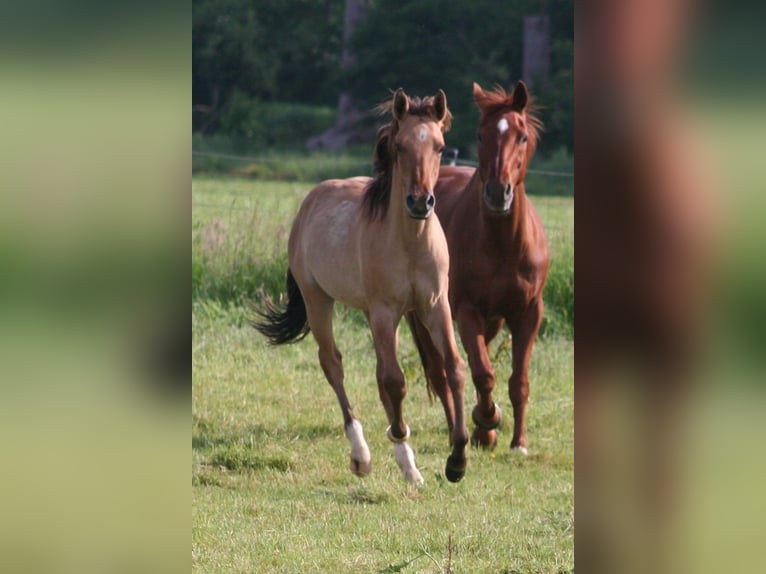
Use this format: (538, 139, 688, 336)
(520, 134, 529, 144)
(395, 142, 403, 152)
(437, 146, 445, 154)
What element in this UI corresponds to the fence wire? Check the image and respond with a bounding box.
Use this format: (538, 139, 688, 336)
(191, 149, 573, 178)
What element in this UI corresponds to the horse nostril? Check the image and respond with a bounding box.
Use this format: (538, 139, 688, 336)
(406, 195, 416, 209)
(426, 194, 435, 209)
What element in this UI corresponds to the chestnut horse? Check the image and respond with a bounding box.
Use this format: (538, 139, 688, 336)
(408, 81, 549, 453)
(254, 89, 468, 483)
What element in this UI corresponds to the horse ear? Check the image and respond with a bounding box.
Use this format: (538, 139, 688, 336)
(393, 88, 409, 120)
(434, 89, 448, 123)
(472, 82, 484, 103)
(511, 80, 529, 111)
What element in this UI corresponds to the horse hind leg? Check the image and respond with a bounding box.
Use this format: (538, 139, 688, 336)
(305, 290, 371, 476)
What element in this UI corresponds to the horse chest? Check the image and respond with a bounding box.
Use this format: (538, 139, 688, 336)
(453, 256, 534, 316)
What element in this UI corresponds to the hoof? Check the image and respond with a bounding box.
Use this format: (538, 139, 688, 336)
(445, 463, 465, 483)
(350, 457, 371, 477)
(510, 445, 528, 456)
(470, 427, 498, 450)
(445, 452, 466, 483)
(404, 469, 425, 485)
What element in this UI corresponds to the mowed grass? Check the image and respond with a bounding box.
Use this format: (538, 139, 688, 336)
(192, 176, 573, 573)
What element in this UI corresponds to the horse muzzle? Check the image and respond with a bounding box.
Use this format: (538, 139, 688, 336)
(406, 191, 436, 219)
(483, 181, 513, 214)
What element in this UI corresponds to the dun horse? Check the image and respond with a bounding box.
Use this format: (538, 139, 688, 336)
(254, 89, 468, 483)
(408, 81, 549, 453)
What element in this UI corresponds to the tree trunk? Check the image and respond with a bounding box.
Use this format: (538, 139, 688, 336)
(306, 0, 371, 151)
(523, 14, 550, 92)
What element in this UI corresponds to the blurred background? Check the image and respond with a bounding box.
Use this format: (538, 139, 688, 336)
(575, 1, 766, 573)
(0, 0, 764, 571)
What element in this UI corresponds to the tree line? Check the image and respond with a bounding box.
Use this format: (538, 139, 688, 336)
(193, 0, 572, 157)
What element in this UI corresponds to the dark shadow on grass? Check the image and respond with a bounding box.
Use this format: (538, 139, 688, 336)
(344, 486, 391, 505)
(208, 447, 292, 473)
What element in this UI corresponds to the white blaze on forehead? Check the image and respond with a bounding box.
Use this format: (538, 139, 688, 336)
(418, 126, 428, 142)
(497, 117, 510, 134)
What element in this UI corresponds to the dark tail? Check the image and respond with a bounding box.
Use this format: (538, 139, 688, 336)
(404, 312, 435, 403)
(251, 269, 310, 345)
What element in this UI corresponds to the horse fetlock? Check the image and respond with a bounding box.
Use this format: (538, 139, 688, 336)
(385, 424, 411, 443)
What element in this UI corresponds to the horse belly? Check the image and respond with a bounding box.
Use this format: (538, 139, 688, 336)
(312, 260, 366, 309)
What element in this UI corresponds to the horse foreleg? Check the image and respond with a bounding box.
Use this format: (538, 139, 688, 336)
(420, 299, 468, 482)
(369, 307, 423, 484)
(457, 306, 503, 449)
(507, 297, 544, 454)
(305, 292, 371, 477)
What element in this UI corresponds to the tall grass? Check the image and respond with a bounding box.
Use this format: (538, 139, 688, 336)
(192, 177, 573, 339)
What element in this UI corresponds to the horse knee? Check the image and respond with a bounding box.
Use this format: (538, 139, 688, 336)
(471, 368, 496, 395)
(381, 372, 407, 402)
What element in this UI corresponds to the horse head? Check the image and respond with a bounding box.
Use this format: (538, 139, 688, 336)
(368, 88, 452, 220)
(473, 81, 541, 215)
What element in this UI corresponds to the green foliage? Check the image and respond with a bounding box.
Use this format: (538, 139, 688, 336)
(533, 40, 574, 155)
(347, 0, 573, 155)
(193, 0, 344, 115)
(193, 0, 573, 154)
(218, 91, 337, 148)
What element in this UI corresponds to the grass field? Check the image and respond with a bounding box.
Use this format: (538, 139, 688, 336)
(192, 175, 573, 573)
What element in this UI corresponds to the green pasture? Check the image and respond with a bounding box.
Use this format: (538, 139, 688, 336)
(192, 174, 574, 573)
